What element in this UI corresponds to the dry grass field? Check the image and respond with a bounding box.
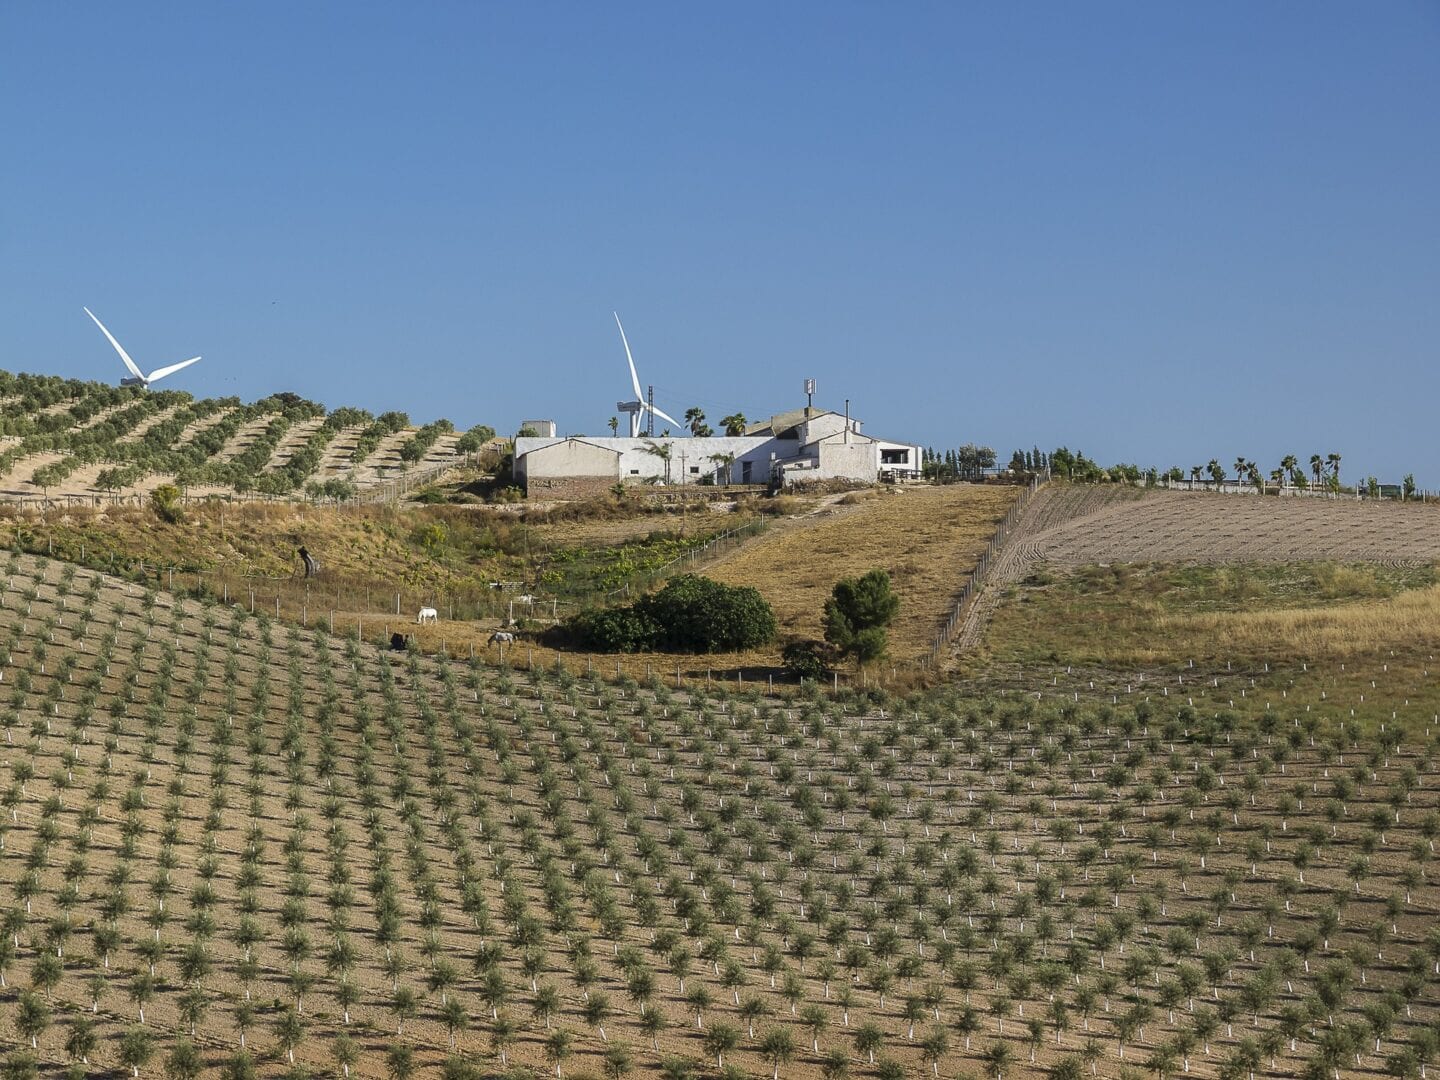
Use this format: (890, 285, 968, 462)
(705, 485, 1017, 666)
(0, 552, 1437, 1080)
(977, 562, 1440, 672)
(952, 485, 1440, 659)
(1007, 488, 1440, 569)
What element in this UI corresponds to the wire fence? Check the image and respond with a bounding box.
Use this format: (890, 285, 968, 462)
(7, 513, 772, 643)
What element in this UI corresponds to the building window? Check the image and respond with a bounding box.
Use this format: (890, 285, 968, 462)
(689, 466, 700, 474)
(629, 469, 640, 475)
(881, 449, 910, 465)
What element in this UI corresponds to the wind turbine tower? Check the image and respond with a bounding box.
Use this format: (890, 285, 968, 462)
(613, 313, 679, 437)
(83, 308, 201, 388)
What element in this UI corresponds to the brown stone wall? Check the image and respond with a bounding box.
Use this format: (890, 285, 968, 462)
(525, 475, 617, 500)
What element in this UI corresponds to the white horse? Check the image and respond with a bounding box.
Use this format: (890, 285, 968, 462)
(489, 631, 515, 645)
(416, 607, 438, 624)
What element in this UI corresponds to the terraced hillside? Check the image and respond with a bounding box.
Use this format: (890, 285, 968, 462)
(0, 552, 1437, 1078)
(0, 371, 490, 503)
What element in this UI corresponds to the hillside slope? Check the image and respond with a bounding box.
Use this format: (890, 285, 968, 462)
(954, 484, 1440, 655)
(0, 370, 487, 503)
(0, 553, 1436, 1078)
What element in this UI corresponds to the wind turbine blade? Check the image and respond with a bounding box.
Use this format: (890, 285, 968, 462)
(145, 356, 202, 383)
(614, 312, 644, 400)
(84, 307, 145, 381)
(647, 403, 681, 429)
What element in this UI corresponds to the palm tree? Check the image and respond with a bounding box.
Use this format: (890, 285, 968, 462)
(685, 408, 707, 436)
(708, 452, 736, 486)
(1206, 460, 1224, 484)
(1327, 452, 1342, 487)
(1310, 454, 1324, 486)
(759, 1027, 796, 1080)
(1280, 454, 1298, 487)
(722, 414, 748, 436)
(643, 440, 673, 484)
(608, 417, 619, 436)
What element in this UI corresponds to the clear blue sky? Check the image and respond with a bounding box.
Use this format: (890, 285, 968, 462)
(3, 3, 1437, 482)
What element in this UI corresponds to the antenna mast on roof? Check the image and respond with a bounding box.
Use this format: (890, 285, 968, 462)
(804, 378, 816, 412)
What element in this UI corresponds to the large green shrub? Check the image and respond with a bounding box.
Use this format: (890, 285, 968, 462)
(781, 640, 832, 680)
(559, 574, 775, 654)
(563, 606, 660, 653)
(639, 574, 775, 653)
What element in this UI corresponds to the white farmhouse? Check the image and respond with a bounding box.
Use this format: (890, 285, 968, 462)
(514, 407, 921, 498)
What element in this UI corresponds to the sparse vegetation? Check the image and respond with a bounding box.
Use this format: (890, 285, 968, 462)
(0, 547, 1436, 1080)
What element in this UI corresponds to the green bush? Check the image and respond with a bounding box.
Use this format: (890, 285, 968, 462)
(781, 640, 831, 680)
(559, 575, 775, 654)
(564, 606, 660, 653)
(150, 484, 184, 525)
(638, 574, 775, 653)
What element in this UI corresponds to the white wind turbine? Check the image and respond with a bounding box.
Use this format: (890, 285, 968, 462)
(83, 307, 201, 388)
(613, 312, 679, 437)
